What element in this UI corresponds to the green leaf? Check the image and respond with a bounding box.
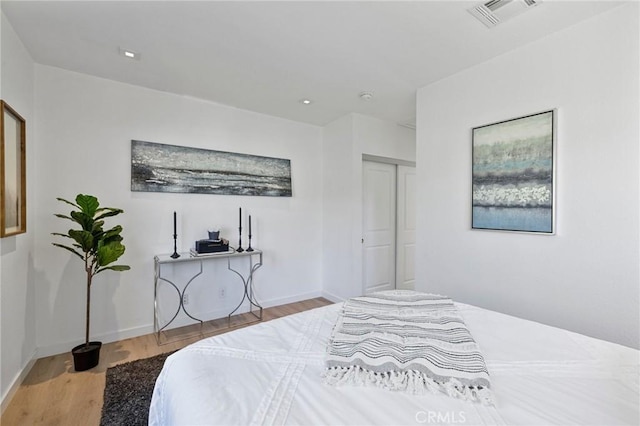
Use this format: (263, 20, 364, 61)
(99, 227, 123, 248)
(53, 213, 74, 221)
(95, 208, 124, 221)
(96, 241, 126, 267)
(68, 229, 94, 252)
(96, 265, 130, 274)
(101, 225, 123, 240)
(70, 211, 95, 231)
(52, 243, 84, 260)
(56, 197, 79, 209)
(75, 194, 99, 217)
(92, 220, 105, 233)
(51, 232, 72, 239)
(101, 236, 123, 248)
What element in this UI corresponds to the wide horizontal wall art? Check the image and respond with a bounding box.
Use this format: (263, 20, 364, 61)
(472, 110, 556, 234)
(131, 140, 292, 197)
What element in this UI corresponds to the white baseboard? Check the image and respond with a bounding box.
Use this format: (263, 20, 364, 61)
(35, 290, 325, 358)
(321, 290, 344, 303)
(1, 350, 37, 415)
(262, 290, 324, 308)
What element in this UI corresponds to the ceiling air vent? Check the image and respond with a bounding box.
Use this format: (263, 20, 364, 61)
(468, 0, 541, 29)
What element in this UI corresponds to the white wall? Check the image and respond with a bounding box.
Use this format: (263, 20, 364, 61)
(322, 113, 415, 301)
(416, 4, 639, 348)
(33, 65, 324, 356)
(322, 115, 356, 301)
(0, 12, 37, 411)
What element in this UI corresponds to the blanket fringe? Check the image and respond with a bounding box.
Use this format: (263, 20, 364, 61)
(323, 365, 494, 405)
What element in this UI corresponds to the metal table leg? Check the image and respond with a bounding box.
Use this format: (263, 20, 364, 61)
(226, 251, 263, 326)
(154, 257, 205, 344)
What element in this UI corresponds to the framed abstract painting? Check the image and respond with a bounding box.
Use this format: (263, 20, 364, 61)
(472, 110, 556, 234)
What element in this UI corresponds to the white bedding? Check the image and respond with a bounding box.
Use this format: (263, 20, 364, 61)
(149, 302, 639, 425)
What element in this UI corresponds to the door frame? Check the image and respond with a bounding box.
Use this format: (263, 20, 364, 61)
(361, 155, 416, 296)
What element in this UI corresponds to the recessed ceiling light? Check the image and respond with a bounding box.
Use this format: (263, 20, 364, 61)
(359, 91, 374, 101)
(300, 99, 313, 105)
(119, 47, 140, 60)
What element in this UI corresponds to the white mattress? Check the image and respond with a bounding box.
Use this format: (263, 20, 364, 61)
(149, 302, 639, 425)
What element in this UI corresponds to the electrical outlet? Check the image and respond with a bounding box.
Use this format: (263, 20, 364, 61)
(219, 287, 226, 298)
(182, 293, 189, 305)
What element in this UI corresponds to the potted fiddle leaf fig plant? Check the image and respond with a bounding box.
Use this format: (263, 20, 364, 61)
(52, 194, 130, 371)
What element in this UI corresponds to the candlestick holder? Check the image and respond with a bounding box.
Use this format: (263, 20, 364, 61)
(236, 226, 244, 252)
(170, 233, 180, 259)
(246, 232, 254, 252)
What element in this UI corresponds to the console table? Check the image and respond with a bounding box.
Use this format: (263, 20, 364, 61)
(153, 249, 263, 344)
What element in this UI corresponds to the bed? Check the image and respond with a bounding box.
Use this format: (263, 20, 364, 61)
(149, 294, 639, 425)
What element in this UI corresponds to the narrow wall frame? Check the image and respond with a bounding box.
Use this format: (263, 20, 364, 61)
(0, 100, 27, 237)
(472, 109, 556, 234)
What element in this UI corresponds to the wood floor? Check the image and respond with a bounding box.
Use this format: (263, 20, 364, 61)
(0, 297, 333, 426)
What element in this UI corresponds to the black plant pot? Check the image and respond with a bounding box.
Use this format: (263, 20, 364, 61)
(71, 341, 102, 371)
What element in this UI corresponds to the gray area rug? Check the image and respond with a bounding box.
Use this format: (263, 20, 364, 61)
(100, 351, 175, 426)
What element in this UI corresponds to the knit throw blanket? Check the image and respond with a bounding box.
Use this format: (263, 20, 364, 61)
(324, 291, 493, 404)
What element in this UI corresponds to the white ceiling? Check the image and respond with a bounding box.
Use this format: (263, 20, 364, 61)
(2, 0, 624, 127)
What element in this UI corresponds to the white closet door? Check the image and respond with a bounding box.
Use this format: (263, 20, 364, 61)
(362, 161, 396, 294)
(396, 165, 416, 290)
